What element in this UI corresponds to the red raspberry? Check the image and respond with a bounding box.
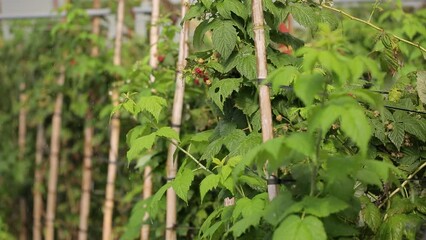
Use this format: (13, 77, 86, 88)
(195, 67, 203, 75)
(194, 78, 200, 85)
(157, 55, 165, 63)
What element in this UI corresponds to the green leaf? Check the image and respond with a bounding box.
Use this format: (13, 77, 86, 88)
(156, 127, 180, 142)
(190, 130, 214, 142)
(416, 71, 426, 104)
(172, 167, 195, 204)
(350, 89, 383, 109)
(290, 4, 318, 30)
(377, 214, 423, 240)
(136, 96, 167, 122)
(127, 133, 156, 161)
(341, 107, 372, 155)
(121, 199, 150, 240)
(309, 104, 341, 135)
(212, 21, 237, 60)
(300, 196, 349, 217)
(294, 72, 325, 106)
(208, 78, 243, 111)
(230, 194, 266, 237)
(403, 116, 426, 142)
(360, 197, 381, 231)
(201, 0, 213, 8)
(388, 122, 405, 150)
(264, 191, 295, 226)
(150, 182, 172, 215)
(183, 3, 205, 22)
(200, 174, 220, 202)
(267, 66, 300, 93)
(284, 132, 315, 158)
(193, 20, 220, 49)
(216, 0, 248, 21)
(236, 54, 257, 80)
(273, 215, 326, 240)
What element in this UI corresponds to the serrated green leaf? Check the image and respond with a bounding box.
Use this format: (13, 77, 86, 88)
(360, 197, 381, 231)
(377, 214, 423, 240)
(199, 208, 223, 239)
(208, 78, 243, 111)
(172, 167, 195, 204)
(294, 72, 325, 106)
(236, 54, 257, 80)
(417, 71, 426, 104)
(273, 215, 327, 240)
(212, 21, 237, 60)
(156, 127, 180, 142)
(264, 191, 295, 226)
(290, 4, 319, 30)
(230, 194, 266, 237)
(341, 107, 372, 155)
(190, 130, 214, 142)
(216, 0, 248, 21)
(267, 66, 300, 93)
(183, 3, 205, 22)
(403, 116, 426, 141)
(150, 182, 172, 215)
(127, 133, 156, 161)
(193, 20, 220, 49)
(136, 96, 167, 122)
(388, 122, 405, 150)
(200, 174, 220, 202)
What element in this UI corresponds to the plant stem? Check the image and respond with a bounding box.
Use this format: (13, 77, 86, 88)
(368, 0, 381, 23)
(378, 161, 426, 208)
(170, 141, 212, 174)
(321, 4, 426, 53)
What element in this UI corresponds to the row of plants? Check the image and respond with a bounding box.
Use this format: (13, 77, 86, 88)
(0, 0, 425, 239)
(120, 0, 426, 239)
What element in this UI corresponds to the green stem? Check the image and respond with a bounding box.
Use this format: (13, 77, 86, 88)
(368, 0, 381, 23)
(170, 141, 213, 174)
(321, 4, 426, 53)
(378, 161, 426, 208)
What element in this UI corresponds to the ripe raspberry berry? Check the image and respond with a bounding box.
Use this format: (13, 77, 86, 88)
(195, 67, 203, 75)
(194, 78, 200, 85)
(157, 55, 165, 63)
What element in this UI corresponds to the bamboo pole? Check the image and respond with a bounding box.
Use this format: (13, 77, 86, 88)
(102, 0, 125, 239)
(33, 123, 45, 240)
(45, 66, 66, 240)
(77, 0, 101, 239)
(251, 0, 278, 200)
(139, 0, 160, 239)
(165, 1, 189, 239)
(18, 82, 28, 240)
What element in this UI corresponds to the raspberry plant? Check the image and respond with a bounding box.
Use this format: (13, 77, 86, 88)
(121, 0, 426, 239)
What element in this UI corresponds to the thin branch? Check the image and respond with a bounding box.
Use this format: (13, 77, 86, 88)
(321, 4, 426, 53)
(378, 161, 426, 208)
(169, 141, 212, 174)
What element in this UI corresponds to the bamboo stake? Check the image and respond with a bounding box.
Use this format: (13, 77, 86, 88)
(77, 0, 101, 239)
(102, 0, 125, 239)
(45, 66, 66, 240)
(33, 123, 45, 240)
(165, 1, 189, 239)
(140, 0, 160, 239)
(251, 0, 278, 200)
(18, 82, 28, 240)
